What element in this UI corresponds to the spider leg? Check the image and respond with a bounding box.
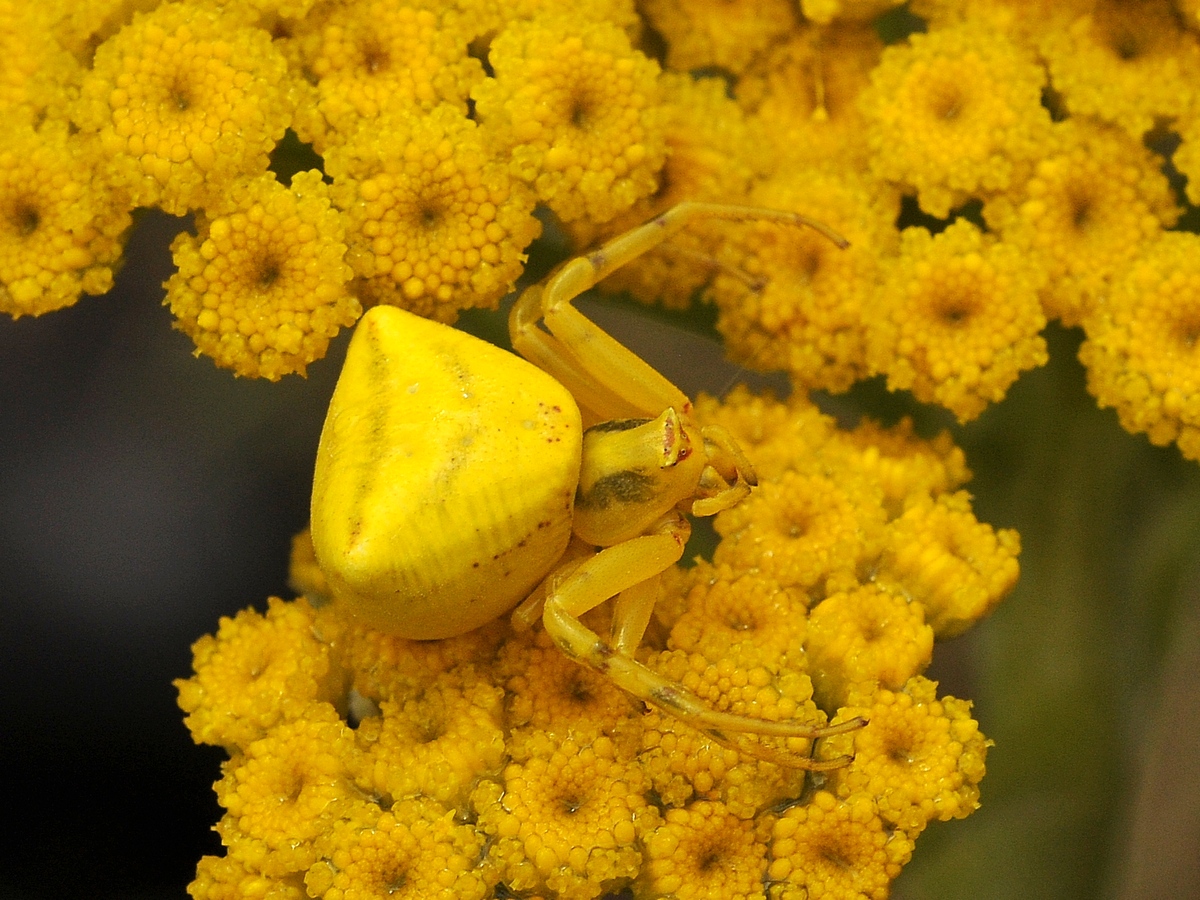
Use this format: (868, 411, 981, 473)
(539, 512, 866, 767)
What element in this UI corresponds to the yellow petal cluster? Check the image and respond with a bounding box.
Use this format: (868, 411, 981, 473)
(639, 0, 798, 74)
(291, 1, 483, 149)
(73, 0, 293, 214)
(472, 15, 665, 223)
(179, 388, 1001, 898)
(869, 220, 1049, 422)
(986, 119, 1179, 326)
(860, 20, 1053, 217)
(0, 122, 130, 317)
(1079, 232, 1200, 462)
(166, 170, 358, 379)
(823, 677, 992, 836)
(325, 103, 540, 319)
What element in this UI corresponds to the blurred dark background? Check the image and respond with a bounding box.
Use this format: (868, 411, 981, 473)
(1, 211, 1198, 899)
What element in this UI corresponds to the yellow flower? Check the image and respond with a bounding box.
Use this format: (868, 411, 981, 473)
(326, 102, 540, 320)
(472, 14, 665, 223)
(838, 416, 971, 518)
(73, 0, 292, 214)
(986, 118, 1179, 326)
(0, 122, 130, 317)
(1038, 0, 1200, 140)
(189, 853, 306, 900)
(767, 790, 914, 900)
(801, 0, 904, 25)
(291, 0, 483, 148)
(860, 21, 1053, 217)
(713, 467, 887, 597)
(709, 166, 898, 393)
(868, 220, 1048, 422)
(668, 562, 808, 669)
(737, 23, 883, 172)
(473, 731, 657, 900)
(805, 584, 934, 710)
(215, 703, 373, 877)
(165, 169, 358, 380)
(639, 0, 799, 74)
(823, 678, 990, 836)
(501, 626, 640, 738)
(0, 0, 79, 126)
(1079, 231, 1200, 461)
(176, 596, 340, 751)
(355, 668, 505, 809)
(304, 799, 489, 900)
(880, 491, 1021, 638)
(640, 800, 772, 900)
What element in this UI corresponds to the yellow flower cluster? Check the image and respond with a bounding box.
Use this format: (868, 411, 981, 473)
(178, 388, 1003, 899)
(6, 0, 1200, 460)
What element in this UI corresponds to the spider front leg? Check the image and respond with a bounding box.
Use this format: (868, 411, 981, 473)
(510, 201, 849, 422)
(537, 511, 866, 770)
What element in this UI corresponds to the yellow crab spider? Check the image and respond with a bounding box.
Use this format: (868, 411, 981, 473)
(310, 201, 864, 768)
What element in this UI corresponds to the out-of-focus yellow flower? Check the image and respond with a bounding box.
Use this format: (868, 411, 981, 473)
(640, 800, 772, 900)
(326, 103, 540, 320)
(986, 118, 1179, 326)
(881, 491, 1021, 638)
(860, 21, 1053, 217)
(839, 416, 972, 518)
(737, 24, 883, 172)
(824, 677, 990, 836)
(355, 668, 505, 809)
(806, 583, 934, 709)
(176, 596, 341, 751)
(1038, 0, 1200, 140)
(0, 0, 79, 125)
(473, 731, 657, 900)
(868, 219, 1048, 422)
(303, 799, 489, 900)
(767, 790, 914, 900)
(0, 122, 130, 318)
(1079, 231, 1200, 461)
(800, 0, 903, 26)
(73, 0, 292, 214)
(165, 170, 358, 379)
(215, 703, 373, 877)
(639, 0, 798, 74)
(472, 14, 665, 223)
(291, 0, 482, 149)
(709, 166, 898, 392)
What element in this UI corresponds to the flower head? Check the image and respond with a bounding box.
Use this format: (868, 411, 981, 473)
(326, 103, 540, 320)
(639, 0, 798, 74)
(823, 677, 990, 836)
(472, 15, 665, 223)
(868, 220, 1048, 422)
(1079, 231, 1200, 461)
(304, 800, 489, 900)
(165, 169, 358, 379)
(291, 0, 482, 149)
(641, 800, 772, 900)
(767, 790, 914, 900)
(0, 122, 130, 317)
(74, 0, 293, 214)
(860, 21, 1053, 217)
(987, 119, 1178, 326)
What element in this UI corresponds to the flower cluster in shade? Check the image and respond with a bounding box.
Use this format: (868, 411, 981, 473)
(3, 0, 1200, 456)
(178, 386, 1005, 900)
